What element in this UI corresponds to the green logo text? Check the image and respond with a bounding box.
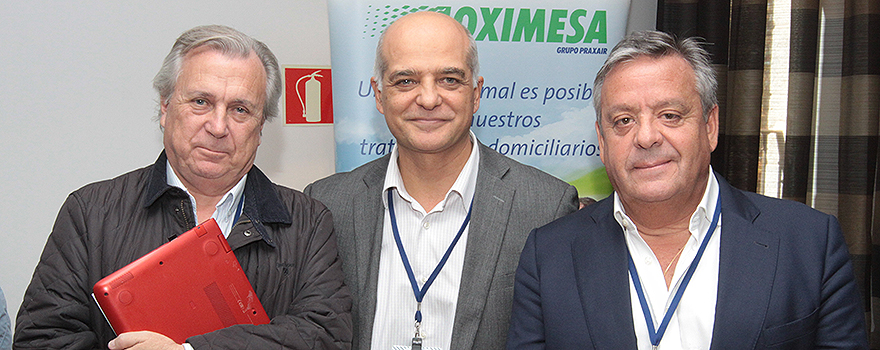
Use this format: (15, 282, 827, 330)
(435, 7, 607, 44)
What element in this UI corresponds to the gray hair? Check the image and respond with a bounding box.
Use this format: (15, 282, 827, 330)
(372, 13, 480, 90)
(593, 30, 717, 123)
(153, 25, 282, 122)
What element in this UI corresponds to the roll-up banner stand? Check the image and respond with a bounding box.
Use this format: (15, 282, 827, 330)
(328, 1, 630, 199)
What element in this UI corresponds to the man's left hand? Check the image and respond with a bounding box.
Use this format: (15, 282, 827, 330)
(108, 331, 185, 350)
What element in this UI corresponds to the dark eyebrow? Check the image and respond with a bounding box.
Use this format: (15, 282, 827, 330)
(603, 103, 638, 118)
(649, 99, 693, 114)
(439, 67, 467, 78)
(387, 69, 416, 82)
(386, 67, 469, 82)
(604, 99, 693, 118)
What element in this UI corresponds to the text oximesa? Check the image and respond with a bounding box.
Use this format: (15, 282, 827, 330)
(431, 7, 608, 44)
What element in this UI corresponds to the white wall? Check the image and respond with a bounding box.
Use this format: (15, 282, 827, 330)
(0, 0, 654, 331)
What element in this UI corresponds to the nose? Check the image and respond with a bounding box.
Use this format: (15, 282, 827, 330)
(205, 108, 230, 138)
(415, 79, 443, 110)
(634, 117, 662, 149)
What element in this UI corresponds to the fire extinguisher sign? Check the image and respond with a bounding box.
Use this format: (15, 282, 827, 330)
(284, 66, 334, 125)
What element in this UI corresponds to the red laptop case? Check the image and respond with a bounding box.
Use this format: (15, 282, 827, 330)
(93, 219, 271, 343)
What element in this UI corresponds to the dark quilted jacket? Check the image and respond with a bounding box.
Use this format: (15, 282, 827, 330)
(14, 152, 352, 349)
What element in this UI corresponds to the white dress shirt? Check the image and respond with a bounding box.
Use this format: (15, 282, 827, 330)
(614, 169, 721, 350)
(167, 161, 247, 350)
(371, 133, 480, 350)
(166, 160, 246, 237)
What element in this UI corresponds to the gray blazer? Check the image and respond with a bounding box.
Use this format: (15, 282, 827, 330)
(305, 142, 578, 350)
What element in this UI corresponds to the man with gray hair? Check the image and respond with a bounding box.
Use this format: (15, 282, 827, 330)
(506, 30, 867, 349)
(15, 25, 351, 349)
(305, 11, 577, 350)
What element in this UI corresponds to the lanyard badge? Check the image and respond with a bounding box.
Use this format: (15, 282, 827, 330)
(387, 190, 473, 349)
(627, 195, 721, 349)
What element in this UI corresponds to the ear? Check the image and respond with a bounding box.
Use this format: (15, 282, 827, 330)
(472, 76, 484, 113)
(159, 98, 169, 129)
(371, 77, 384, 115)
(595, 121, 606, 165)
(706, 104, 719, 152)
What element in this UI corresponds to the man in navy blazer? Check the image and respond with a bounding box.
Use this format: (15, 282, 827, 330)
(506, 31, 868, 349)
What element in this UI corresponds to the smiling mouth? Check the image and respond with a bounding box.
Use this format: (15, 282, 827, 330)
(633, 160, 671, 170)
(410, 117, 449, 123)
(408, 118, 451, 130)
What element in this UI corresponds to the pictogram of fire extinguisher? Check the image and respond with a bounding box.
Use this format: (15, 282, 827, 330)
(296, 70, 323, 122)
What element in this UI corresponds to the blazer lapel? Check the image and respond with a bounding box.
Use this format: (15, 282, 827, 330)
(572, 199, 638, 349)
(710, 178, 779, 349)
(353, 160, 388, 347)
(450, 145, 515, 350)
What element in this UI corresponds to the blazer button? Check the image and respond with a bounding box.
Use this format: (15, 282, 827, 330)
(244, 230, 253, 237)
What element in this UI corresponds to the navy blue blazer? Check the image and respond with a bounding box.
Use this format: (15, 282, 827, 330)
(507, 175, 867, 349)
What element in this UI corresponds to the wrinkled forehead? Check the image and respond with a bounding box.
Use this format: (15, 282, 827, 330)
(383, 41, 470, 79)
(176, 48, 268, 106)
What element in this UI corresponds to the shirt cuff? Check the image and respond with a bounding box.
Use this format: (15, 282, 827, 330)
(183, 343, 194, 350)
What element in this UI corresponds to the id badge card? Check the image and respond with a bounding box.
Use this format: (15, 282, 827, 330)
(392, 346, 442, 350)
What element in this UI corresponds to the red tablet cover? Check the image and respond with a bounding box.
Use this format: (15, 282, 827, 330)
(93, 219, 270, 343)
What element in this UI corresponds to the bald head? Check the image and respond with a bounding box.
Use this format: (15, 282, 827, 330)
(373, 11, 479, 89)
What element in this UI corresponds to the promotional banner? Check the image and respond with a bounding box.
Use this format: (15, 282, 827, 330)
(328, 1, 630, 199)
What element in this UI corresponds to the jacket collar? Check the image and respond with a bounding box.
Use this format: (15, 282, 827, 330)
(574, 197, 638, 349)
(142, 151, 176, 208)
(572, 173, 777, 349)
(142, 151, 291, 244)
(450, 142, 516, 350)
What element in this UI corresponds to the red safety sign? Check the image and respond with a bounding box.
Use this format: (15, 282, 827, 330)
(284, 66, 334, 125)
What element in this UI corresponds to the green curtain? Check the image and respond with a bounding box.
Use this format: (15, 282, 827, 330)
(657, 0, 879, 347)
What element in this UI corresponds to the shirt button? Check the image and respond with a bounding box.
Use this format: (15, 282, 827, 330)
(644, 257, 653, 265)
(423, 221, 430, 229)
(243, 230, 253, 237)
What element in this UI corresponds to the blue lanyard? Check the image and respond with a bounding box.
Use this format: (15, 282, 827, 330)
(626, 194, 721, 348)
(387, 190, 473, 326)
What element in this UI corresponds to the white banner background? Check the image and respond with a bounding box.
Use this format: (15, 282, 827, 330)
(328, 1, 630, 199)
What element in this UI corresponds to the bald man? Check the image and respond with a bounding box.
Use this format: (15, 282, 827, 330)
(306, 11, 578, 350)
